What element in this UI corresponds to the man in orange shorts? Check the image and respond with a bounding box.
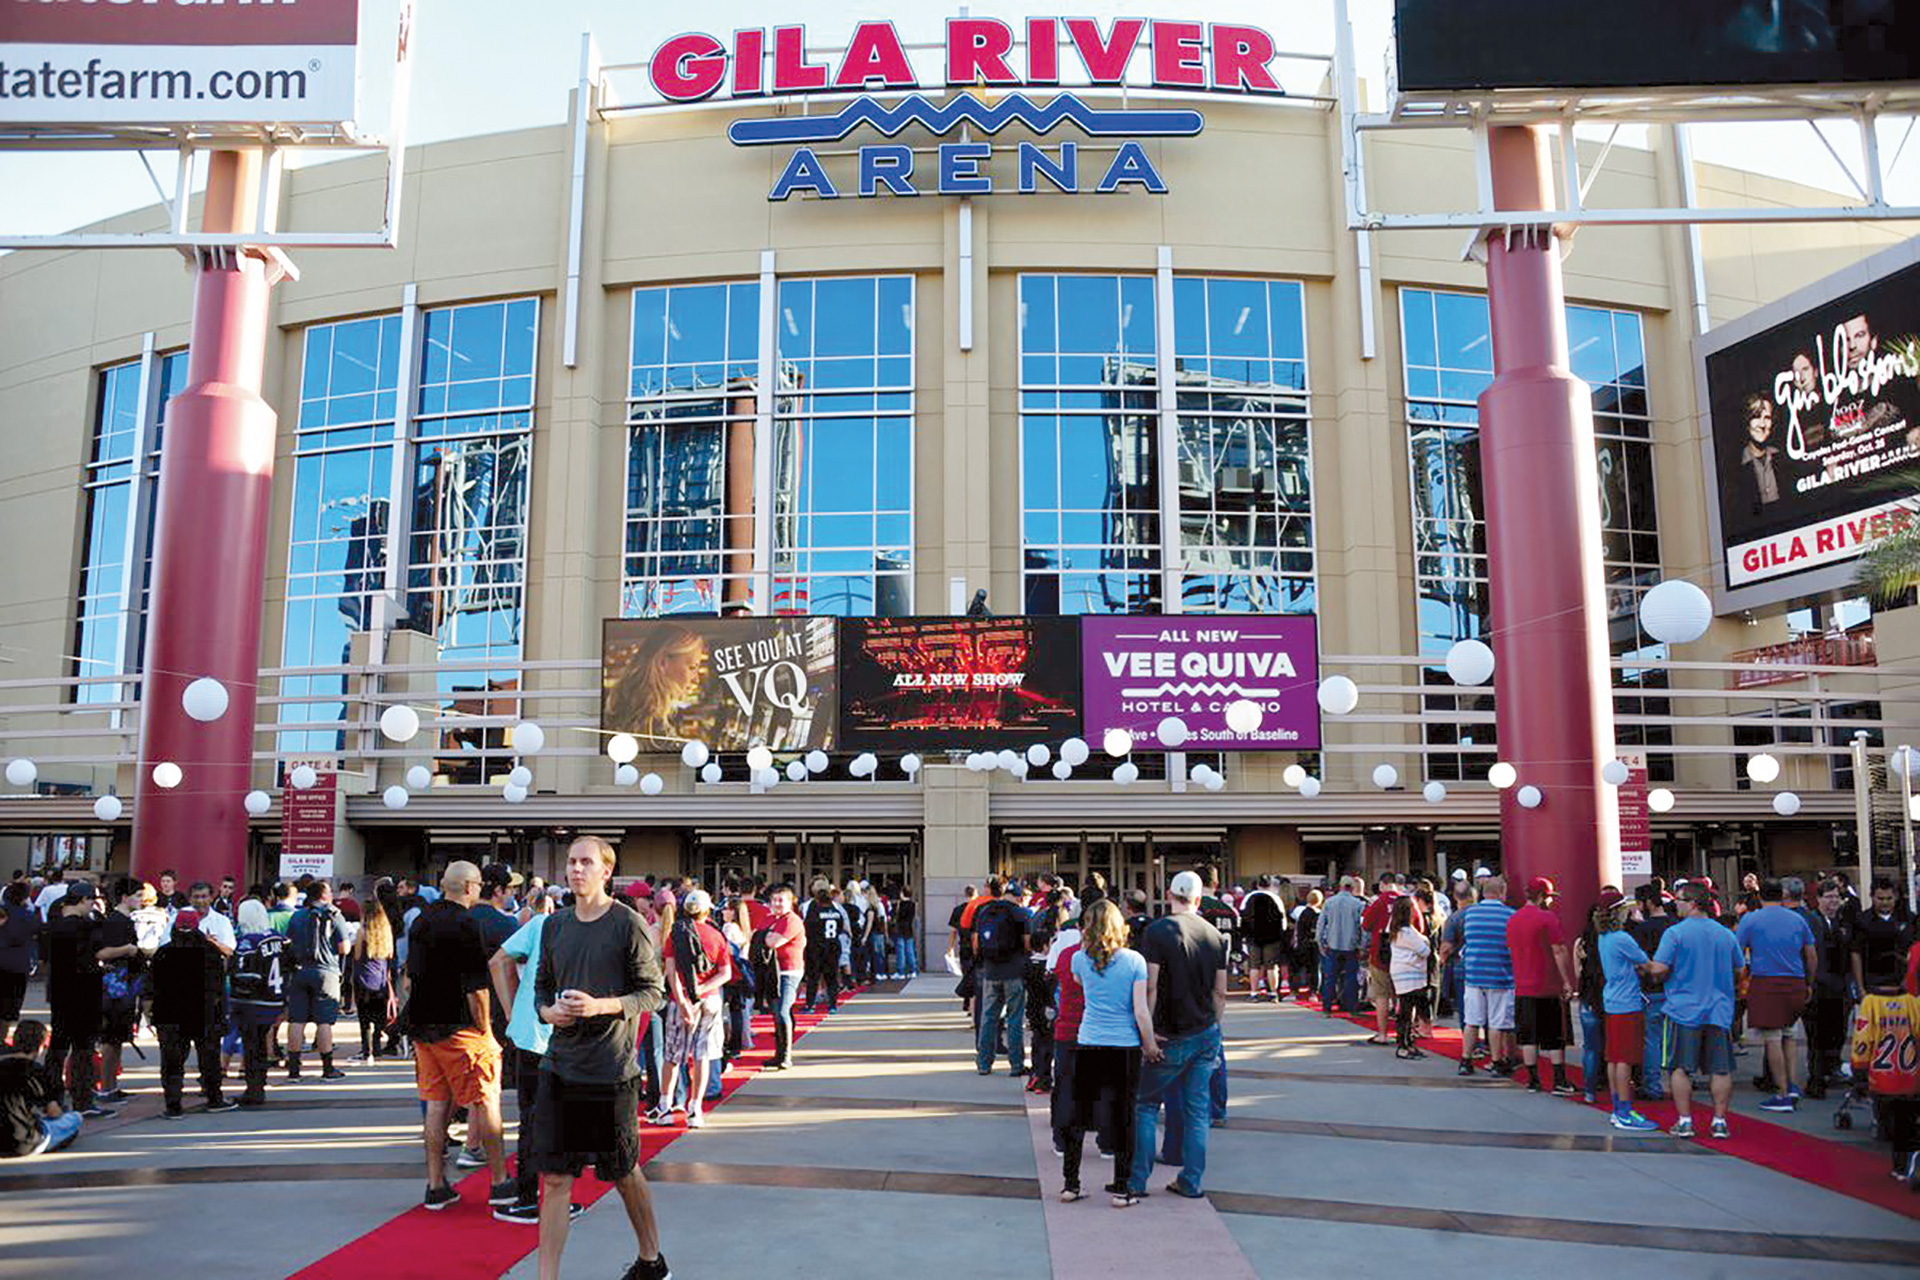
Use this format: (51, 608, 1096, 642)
(403, 859, 512, 1211)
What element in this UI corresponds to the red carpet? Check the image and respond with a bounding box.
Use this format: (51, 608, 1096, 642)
(289, 989, 866, 1280)
(1296, 991, 1920, 1221)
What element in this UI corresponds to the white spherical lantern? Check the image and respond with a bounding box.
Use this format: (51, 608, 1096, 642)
(1189, 764, 1215, 785)
(1317, 675, 1360, 716)
(1103, 728, 1133, 758)
(1745, 752, 1781, 785)
(1113, 761, 1139, 785)
(382, 785, 409, 810)
(510, 721, 546, 755)
(1600, 759, 1630, 787)
(681, 740, 711, 770)
(1204, 772, 1226, 792)
(901, 753, 923, 775)
(379, 704, 421, 744)
(641, 772, 665, 796)
(615, 764, 640, 787)
(4, 759, 35, 788)
(93, 794, 122, 823)
(152, 762, 183, 790)
(507, 765, 533, 789)
(700, 762, 722, 784)
(746, 745, 774, 773)
(1516, 785, 1544, 809)
(1010, 759, 1029, 779)
(503, 783, 528, 805)
(1225, 699, 1263, 735)
(182, 677, 229, 723)
(289, 764, 318, 790)
(1157, 716, 1190, 749)
(786, 760, 808, 782)
(1487, 761, 1517, 790)
(1444, 639, 1496, 688)
(805, 750, 829, 774)
(965, 753, 985, 772)
(1298, 775, 1323, 798)
(1772, 790, 1802, 817)
(1639, 579, 1713, 646)
(859, 753, 880, 776)
(607, 733, 640, 765)
(1647, 787, 1676, 814)
(1026, 743, 1051, 767)
(1371, 763, 1399, 790)
(1282, 764, 1307, 788)
(756, 768, 780, 790)
(406, 765, 433, 791)
(1423, 780, 1447, 804)
(1892, 745, 1918, 779)
(244, 789, 271, 817)
(1061, 737, 1090, 767)
(990, 749, 1015, 772)
(1051, 760, 1072, 780)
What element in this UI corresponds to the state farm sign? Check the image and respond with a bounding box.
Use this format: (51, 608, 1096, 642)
(0, 0, 360, 126)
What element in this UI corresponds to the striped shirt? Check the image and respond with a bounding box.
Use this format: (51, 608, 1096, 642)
(1458, 901, 1516, 990)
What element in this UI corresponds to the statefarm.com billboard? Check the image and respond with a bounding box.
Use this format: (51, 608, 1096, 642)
(0, 0, 361, 126)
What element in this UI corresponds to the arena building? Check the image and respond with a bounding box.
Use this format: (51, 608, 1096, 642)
(1, 21, 1916, 936)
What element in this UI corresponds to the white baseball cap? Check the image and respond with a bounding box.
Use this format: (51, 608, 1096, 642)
(1169, 870, 1205, 900)
(682, 889, 714, 914)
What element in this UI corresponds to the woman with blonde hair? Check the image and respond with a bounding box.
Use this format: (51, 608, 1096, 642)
(1062, 899, 1163, 1208)
(351, 902, 397, 1059)
(604, 623, 707, 741)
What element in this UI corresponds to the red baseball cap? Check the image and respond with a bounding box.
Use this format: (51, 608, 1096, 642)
(1527, 876, 1557, 899)
(622, 880, 650, 899)
(1596, 888, 1625, 909)
(173, 908, 201, 931)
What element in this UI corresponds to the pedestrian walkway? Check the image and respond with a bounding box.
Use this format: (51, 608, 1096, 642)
(2, 981, 1917, 1279)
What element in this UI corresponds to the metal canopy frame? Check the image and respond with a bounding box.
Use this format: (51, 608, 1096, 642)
(0, 0, 418, 252)
(1333, 0, 1920, 233)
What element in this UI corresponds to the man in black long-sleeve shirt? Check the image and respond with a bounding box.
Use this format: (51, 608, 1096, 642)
(532, 836, 666, 1280)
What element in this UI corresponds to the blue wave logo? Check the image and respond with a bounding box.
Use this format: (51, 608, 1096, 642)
(728, 91, 1203, 146)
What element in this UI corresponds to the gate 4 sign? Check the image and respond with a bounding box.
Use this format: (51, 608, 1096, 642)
(645, 17, 1293, 201)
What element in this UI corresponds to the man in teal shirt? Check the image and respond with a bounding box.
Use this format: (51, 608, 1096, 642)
(487, 899, 576, 1224)
(1647, 884, 1744, 1140)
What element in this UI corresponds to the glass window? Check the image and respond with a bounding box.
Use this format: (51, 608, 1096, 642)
(622, 277, 916, 619)
(1400, 288, 1666, 779)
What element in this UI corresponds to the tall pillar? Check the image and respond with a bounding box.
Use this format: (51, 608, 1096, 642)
(131, 151, 282, 888)
(1479, 126, 1620, 934)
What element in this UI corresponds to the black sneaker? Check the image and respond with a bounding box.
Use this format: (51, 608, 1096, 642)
(423, 1184, 459, 1212)
(320, 1067, 348, 1081)
(487, 1179, 517, 1206)
(493, 1201, 538, 1224)
(1526, 1078, 1543, 1093)
(620, 1252, 671, 1280)
(1456, 1060, 1475, 1077)
(1553, 1080, 1579, 1097)
(162, 1106, 185, 1121)
(97, 1088, 130, 1104)
(205, 1098, 240, 1113)
(80, 1105, 118, 1119)
(238, 1095, 267, 1109)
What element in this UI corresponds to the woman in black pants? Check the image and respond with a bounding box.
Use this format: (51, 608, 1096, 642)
(350, 904, 396, 1058)
(1059, 900, 1162, 1207)
(803, 886, 844, 1012)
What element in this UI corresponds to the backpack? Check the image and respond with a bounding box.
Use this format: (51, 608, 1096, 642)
(102, 962, 141, 1019)
(747, 927, 779, 1010)
(672, 919, 719, 991)
(289, 906, 332, 968)
(231, 932, 289, 1008)
(975, 902, 1023, 965)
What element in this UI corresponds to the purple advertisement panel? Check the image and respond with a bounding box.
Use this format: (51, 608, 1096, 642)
(1080, 615, 1321, 751)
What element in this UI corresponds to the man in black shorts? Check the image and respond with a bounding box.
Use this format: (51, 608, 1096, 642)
(533, 836, 667, 1280)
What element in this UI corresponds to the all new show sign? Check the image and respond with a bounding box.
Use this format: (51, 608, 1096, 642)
(643, 18, 1291, 200)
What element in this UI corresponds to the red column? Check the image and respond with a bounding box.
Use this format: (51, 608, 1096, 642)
(1478, 126, 1620, 935)
(131, 151, 281, 888)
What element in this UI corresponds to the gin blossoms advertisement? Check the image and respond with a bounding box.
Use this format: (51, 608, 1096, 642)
(602, 617, 838, 752)
(1704, 258, 1920, 591)
(1080, 615, 1321, 751)
(838, 617, 1081, 751)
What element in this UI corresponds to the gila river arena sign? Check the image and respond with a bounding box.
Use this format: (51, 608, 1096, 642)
(643, 17, 1291, 200)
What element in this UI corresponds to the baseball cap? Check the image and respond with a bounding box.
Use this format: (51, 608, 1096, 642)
(1450, 868, 1468, 882)
(1169, 870, 1205, 901)
(1595, 888, 1625, 910)
(1527, 876, 1557, 899)
(63, 882, 98, 905)
(173, 908, 201, 932)
(683, 889, 714, 914)
(481, 862, 525, 891)
(622, 880, 651, 899)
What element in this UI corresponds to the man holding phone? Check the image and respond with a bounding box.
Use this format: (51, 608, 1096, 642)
(533, 836, 668, 1280)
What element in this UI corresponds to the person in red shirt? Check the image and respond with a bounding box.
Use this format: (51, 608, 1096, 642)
(650, 890, 733, 1128)
(764, 887, 807, 1070)
(1360, 875, 1423, 1046)
(1051, 934, 1087, 1153)
(1507, 877, 1577, 1095)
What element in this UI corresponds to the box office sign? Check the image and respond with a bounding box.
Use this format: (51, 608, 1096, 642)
(644, 17, 1295, 201)
(0, 0, 362, 126)
(1081, 615, 1321, 751)
(602, 617, 838, 753)
(280, 759, 337, 860)
(838, 616, 1081, 751)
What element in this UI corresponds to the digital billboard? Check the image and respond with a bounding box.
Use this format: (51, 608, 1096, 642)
(838, 617, 1081, 751)
(1081, 615, 1321, 751)
(0, 0, 361, 127)
(1700, 253, 1920, 603)
(602, 617, 838, 752)
(1394, 1, 1916, 93)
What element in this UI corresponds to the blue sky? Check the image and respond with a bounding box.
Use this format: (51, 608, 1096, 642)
(1, 0, 1913, 238)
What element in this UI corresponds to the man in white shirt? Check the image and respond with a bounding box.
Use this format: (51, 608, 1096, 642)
(189, 882, 236, 958)
(32, 871, 69, 922)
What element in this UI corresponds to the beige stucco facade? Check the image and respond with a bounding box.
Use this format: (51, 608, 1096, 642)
(1, 89, 1915, 928)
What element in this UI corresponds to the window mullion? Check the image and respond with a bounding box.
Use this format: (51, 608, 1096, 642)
(112, 333, 163, 719)
(753, 250, 778, 615)
(376, 284, 424, 650)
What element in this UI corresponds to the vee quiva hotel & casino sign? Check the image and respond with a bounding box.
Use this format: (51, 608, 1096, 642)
(644, 18, 1291, 201)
